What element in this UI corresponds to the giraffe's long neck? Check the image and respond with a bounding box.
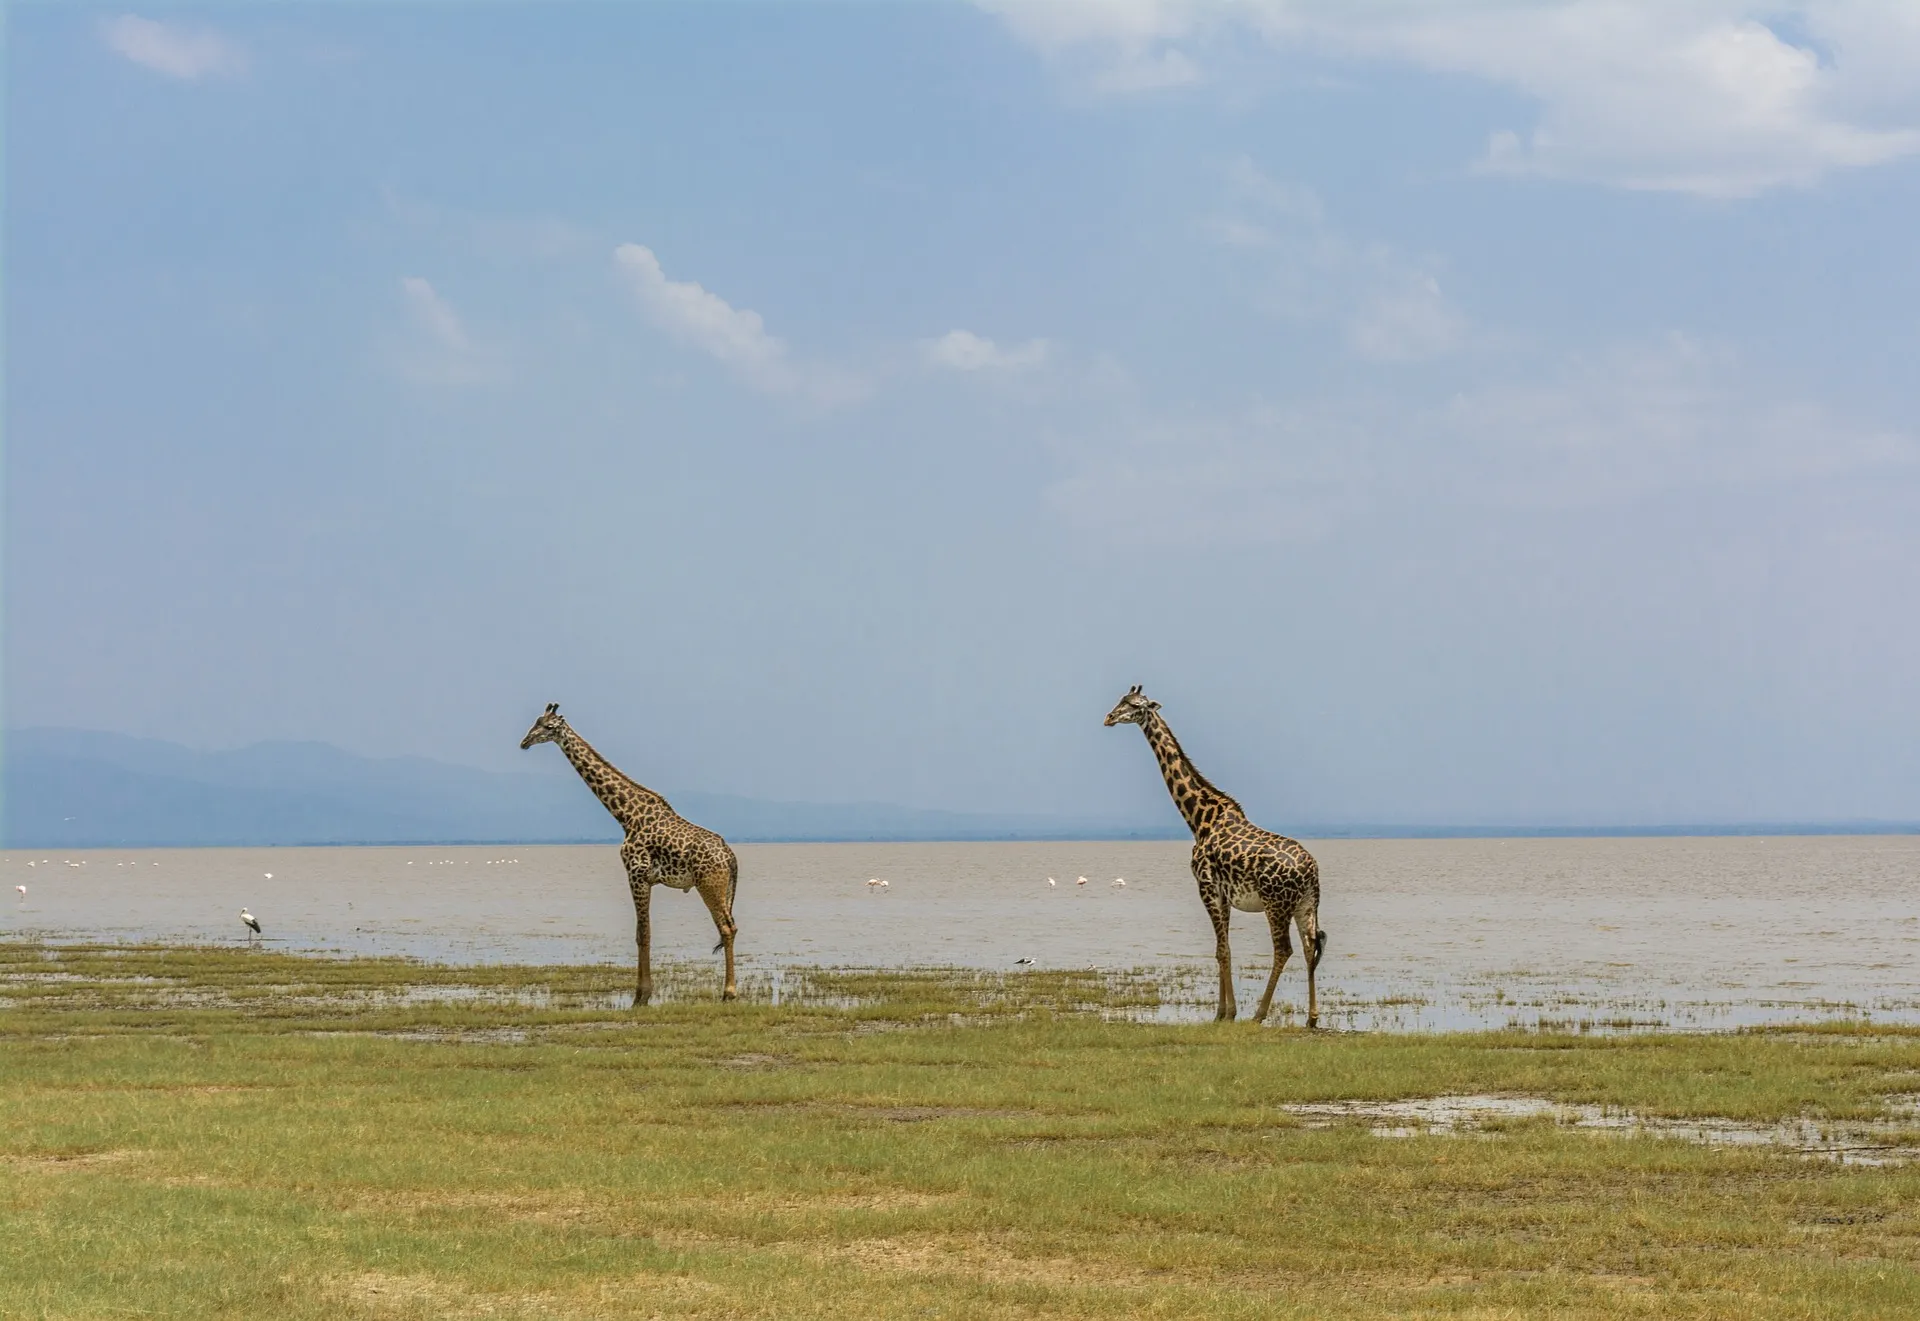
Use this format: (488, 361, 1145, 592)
(1139, 712, 1245, 836)
(556, 725, 667, 830)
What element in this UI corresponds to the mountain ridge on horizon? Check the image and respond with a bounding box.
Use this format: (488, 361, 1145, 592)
(3, 727, 1913, 849)
(0, 726, 1181, 848)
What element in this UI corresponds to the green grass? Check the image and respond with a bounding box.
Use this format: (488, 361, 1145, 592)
(5, 942, 1920, 1319)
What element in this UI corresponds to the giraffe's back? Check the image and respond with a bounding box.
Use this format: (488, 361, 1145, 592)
(1199, 819, 1319, 917)
(627, 806, 736, 892)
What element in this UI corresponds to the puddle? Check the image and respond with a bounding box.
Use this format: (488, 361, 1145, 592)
(1281, 1093, 1920, 1165)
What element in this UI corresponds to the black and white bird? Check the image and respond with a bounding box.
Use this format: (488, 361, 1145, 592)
(1014, 957, 1035, 966)
(239, 908, 261, 939)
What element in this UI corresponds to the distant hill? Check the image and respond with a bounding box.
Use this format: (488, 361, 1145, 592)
(0, 728, 1176, 848)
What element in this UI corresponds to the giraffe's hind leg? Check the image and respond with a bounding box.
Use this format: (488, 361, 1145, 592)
(1254, 904, 1293, 1024)
(696, 872, 738, 1002)
(1298, 909, 1324, 1029)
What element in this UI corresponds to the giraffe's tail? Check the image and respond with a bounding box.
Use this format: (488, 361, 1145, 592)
(1312, 927, 1328, 967)
(711, 852, 739, 955)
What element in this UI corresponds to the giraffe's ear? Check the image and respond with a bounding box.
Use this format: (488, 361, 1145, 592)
(1148, 700, 1161, 711)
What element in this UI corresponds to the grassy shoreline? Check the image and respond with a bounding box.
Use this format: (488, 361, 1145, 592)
(6, 943, 1920, 1318)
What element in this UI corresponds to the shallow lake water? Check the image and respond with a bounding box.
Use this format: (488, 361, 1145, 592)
(5, 835, 1918, 1031)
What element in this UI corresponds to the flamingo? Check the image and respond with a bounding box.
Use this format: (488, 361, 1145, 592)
(867, 878, 888, 889)
(14, 885, 24, 900)
(1046, 876, 1056, 887)
(1076, 876, 1088, 887)
(1112, 878, 1127, 888)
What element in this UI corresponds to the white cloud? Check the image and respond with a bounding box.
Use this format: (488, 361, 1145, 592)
(924, 329, 1052, 372)
(981, 2, 1920, 196)
(1213, 161, 1465, 361)
(613, 243, 865, 405)
(99, 14, 247, 80)
(392, 277, 496, 386)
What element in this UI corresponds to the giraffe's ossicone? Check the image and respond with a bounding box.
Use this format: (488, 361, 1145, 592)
(1104, 686, 1326, 1026)
(521, 703, 739, 1007)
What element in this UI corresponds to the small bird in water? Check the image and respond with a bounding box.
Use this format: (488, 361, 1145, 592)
(1014, 957, 1035, 966)
(264, 872, 273, 880)
(14, 885, 24, 900)
(240, 909, 262, 939)
(1111, 878, 1127, 888)
(1046, 877, 1056, 887)
(1076, 876, 1088, 887)
(867, 877, 888, 889)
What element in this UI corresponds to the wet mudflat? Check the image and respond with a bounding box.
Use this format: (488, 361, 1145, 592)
(6, 834, 1919, 1029)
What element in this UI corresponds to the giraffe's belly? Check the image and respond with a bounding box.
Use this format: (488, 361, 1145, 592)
(1229, 884, 1266, 914)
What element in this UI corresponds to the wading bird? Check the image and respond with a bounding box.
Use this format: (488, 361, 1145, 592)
(867, 877, 888, 889)
(1076, 876, 1088, 887)
(14, 885, 24, 900)
(240, 909, 261, 940)
(1112, 878, 1127, 888)
(1046, 876, 1056, 887)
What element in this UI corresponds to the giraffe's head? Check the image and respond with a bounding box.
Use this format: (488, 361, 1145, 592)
(1103, 685, 1160, 727)
(520, 703, 566, 750)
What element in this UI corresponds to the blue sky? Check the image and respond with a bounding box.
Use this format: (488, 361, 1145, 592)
(7, 2, 1919, 826)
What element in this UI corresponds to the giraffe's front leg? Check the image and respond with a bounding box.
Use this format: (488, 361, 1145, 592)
(1205, 894, 1236, 1022)
(631, 880, 653, 1007)
(621, 842, 654, 1008)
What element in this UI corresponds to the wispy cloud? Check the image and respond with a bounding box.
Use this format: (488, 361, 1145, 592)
(1048, 334, 1918, 545)
(978, 0, 1204, 93)
(383, 191, 592, 263)
(1212, 161, 1465, 362)
(982, 2, 1920, 196)
(392, 277, 496, 386)
(99, 14, 247, 81)
(924, 329, 1052, 372)
(613, 244, 866, 406)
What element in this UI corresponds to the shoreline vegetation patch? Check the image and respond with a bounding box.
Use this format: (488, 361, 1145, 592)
(4, 942, 1920, 1318)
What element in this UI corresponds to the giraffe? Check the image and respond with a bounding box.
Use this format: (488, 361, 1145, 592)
(520, 703, 738, 1007)
(1104, 686, 1326, 1026)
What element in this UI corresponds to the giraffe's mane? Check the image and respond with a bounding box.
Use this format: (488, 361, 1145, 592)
(562, 725, 673, 810)
(1149, 713, 1246, 816)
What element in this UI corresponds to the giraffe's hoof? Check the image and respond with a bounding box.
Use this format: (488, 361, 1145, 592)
(722, 989, 738, 1002)
(633, 994, 651, 1010)
(1307, 1016, 1319, 1030)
